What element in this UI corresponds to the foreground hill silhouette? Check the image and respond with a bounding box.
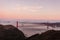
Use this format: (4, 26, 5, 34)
(0, 24, 25, 40)
(26, 30, 60, 40)
(0, 24, 60, 40)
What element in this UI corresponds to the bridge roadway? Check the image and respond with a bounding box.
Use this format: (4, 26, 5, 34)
(19, 22, 60, 27)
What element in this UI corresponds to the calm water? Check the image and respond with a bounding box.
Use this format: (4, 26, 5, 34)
(18, 26, 60, 37)
(0, 21, 60, 37)
(18, 26, 47, 37)
(0, 22, 48, 37)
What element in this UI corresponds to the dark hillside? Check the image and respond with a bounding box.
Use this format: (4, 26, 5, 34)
(26, 30, 60, 40)
(0, 24, 25, 40)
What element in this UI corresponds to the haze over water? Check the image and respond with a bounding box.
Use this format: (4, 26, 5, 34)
(0, 19, 60, 37)
(0, 0, 60, 37)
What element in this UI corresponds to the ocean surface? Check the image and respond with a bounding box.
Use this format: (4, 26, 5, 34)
(0, 20, 60, 37)
(0, 21, 47, 37)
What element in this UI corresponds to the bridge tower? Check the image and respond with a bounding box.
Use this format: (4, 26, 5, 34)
(16, 21, 19, 28)
(21, 22, 24, 27)
(47, 21, 49, 30)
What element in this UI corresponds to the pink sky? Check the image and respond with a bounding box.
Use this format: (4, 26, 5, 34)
(0, 0, 60, 20)
(0, 11, 60, 20)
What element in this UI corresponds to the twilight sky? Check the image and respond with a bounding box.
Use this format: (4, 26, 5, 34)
(0, 0, 60, 20)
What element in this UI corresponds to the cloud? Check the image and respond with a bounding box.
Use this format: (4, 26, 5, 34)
(0, 4, 43, 13)
(13, 4, 43, 12)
